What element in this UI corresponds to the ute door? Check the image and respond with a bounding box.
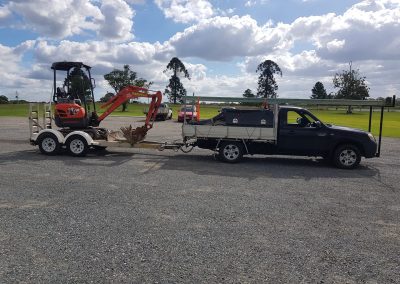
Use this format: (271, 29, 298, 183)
(278, 109, 330, 155)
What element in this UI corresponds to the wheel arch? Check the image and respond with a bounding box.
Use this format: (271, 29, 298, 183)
(64, 131, 94, 146)
(36, 129, 64, 144)
(332, 140, 365, 157)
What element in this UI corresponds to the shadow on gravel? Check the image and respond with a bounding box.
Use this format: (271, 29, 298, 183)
(0, 149, 136, 167)
(155, 154, 379, 180)
(0, 149, 379, 180)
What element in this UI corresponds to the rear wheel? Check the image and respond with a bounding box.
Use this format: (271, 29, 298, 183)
(218, 141, 243, 163)
(333, 144, 361, 169)
(66, 135, 88, 157)
(38, 133, 61, 155)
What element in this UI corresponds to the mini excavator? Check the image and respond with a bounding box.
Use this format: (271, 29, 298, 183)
(51, 61, 162, 144)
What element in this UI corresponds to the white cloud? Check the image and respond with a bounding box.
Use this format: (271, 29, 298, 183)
(154, 0, 214, 23)
(99, 0, 134, 41)
(326, 39, 345, 52)
(245, 0, 268, 7)
(168, 15, 290, 61)
(2, 0, 400, 101)
(0, 5, 12, 24)
(2, 0, 135, 41)
(7, 0, 103, 38)
(245, 1, 256, 7)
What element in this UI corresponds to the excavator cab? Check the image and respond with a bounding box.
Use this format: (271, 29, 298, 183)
(52, 62, 99, 128)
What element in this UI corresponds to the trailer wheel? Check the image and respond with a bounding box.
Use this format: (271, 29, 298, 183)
(333, 144, 361, 169)
(38, 133, 61, 155)
(66, 135, 88, 157)
(218, 141, 243, 163)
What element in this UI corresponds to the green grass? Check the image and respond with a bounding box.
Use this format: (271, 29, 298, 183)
(0, 104, 31, 117)
(1, 103, 399, 137)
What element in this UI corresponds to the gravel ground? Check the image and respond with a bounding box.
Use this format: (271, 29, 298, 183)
(0, 117, 399, 283)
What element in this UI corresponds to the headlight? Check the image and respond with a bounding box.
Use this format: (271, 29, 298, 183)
(368, 133, 375, 141)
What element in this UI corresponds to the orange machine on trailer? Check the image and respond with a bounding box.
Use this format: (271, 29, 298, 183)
(29, 61, 163, 156)
(52, 62, 162, 131)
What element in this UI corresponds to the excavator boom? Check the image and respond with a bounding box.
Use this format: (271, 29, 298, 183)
(98, 86, 162, 129)
(98, 86, 163, 145)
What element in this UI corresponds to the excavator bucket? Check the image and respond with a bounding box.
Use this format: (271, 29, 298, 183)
(120, 125, 148, 145)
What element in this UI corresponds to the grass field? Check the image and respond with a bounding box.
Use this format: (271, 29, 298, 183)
(1, 103, 399, 137)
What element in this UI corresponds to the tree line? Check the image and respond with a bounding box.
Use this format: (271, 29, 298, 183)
(242, 61, 372, 102)
(91, 57, 390, 112)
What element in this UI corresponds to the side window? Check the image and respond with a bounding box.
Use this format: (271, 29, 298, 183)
(286, 110, 303, 125)
(283, 110, 312, 128)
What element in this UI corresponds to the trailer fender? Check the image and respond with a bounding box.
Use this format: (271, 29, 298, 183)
(35, 129, 65, 144)
(64, 131, 94, 146)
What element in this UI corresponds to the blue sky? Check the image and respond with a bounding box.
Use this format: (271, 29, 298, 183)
(0, 0, 399, 101)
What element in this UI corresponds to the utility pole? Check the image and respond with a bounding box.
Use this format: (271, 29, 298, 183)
(15, 91, 19, 103)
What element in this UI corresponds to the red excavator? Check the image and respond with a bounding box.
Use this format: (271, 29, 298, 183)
(51, 61, 162, 142)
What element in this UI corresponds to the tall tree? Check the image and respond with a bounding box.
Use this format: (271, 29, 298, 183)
(333, 63, 370, 114)
(104, 65, 148, 112)
(310, 82, 328, 99)
(256, 60, 282, 98)
(164, 57, 190, 104)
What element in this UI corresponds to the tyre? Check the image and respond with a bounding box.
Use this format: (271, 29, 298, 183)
(333, 144, 361, 169)
(66, 135, 88, 157)
(38, 133, 61, 155)
(218, 141, 244, 163)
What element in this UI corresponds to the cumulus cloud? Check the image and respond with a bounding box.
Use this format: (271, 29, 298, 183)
(314, 0, 400, 61)
(2, 0, 135, 41)
(154, 0, 214, 23)
(0, 5, 12, 24)
(168, 15, 290, 61)
(6, 0, 103, 38)
(99, 0, 134, 41)
(2, 0, 400, 100)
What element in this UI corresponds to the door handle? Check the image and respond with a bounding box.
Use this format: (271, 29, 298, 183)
(288, 130, 295, 135)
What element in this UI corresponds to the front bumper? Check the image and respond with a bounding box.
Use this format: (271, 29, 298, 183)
(365, 140, 378, 158)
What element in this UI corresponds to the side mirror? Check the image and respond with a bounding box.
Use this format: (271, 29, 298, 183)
(315, 121, 322, 128)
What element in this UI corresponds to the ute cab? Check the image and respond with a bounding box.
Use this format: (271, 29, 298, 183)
(52, 62, 99, 128)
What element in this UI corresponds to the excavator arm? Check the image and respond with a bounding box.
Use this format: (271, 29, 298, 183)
(98, 86, 163, 144)
(98, 85, 162, 129)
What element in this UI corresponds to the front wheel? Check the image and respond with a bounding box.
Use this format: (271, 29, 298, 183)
(66, 135, 88, 157)
(38, 133, 61, 155)
(333, 144, 361, 169)
(218, 141, 244, 163)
